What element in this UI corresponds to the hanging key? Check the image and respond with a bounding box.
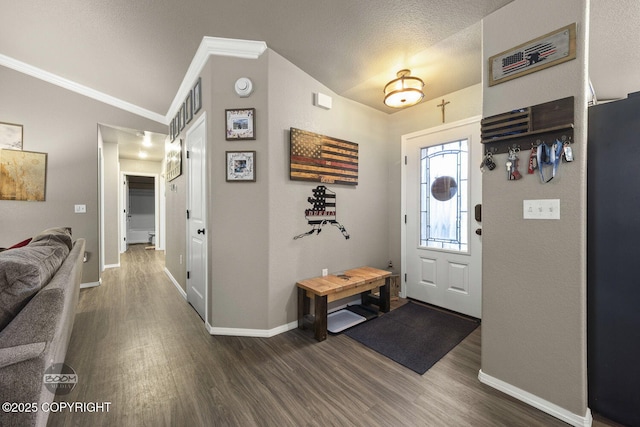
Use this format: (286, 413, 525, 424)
(507, 148, 522, 180)
(563, 142, 574, 162)
(481, 152, 496, 172)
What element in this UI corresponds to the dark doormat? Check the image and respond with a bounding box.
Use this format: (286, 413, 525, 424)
(344, 301, 479, 374)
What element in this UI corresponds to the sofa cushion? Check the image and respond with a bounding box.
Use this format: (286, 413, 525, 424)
(0, 243, 70, 331)
(29, 227, 73, 251)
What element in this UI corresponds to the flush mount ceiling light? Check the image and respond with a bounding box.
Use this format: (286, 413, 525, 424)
(383, 69, 425, 108)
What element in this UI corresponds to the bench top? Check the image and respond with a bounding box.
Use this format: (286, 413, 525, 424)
(296, 266, 391, 297)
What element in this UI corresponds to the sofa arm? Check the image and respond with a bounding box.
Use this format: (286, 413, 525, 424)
(0, 341, 45, 369)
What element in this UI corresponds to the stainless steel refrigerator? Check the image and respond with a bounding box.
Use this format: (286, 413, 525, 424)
(588, 91, 640, 426)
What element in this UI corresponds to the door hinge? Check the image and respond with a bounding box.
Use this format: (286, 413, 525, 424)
(187, 271, 190, 279)
(404, 273, 407, 282)
(404, 156, 407, 165)
(186, 150, 190, 159)
(124, 237, 126, 241)
(187, 210, 190, 219)
(404, 214, 407, 224)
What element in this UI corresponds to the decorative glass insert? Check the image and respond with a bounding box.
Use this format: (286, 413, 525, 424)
(420, 139, 468, 251)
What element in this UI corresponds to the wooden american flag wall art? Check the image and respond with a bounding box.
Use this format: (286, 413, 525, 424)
(289, 128, 358, 186)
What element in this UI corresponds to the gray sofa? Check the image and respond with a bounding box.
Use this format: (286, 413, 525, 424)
(0, 228, 85, 427)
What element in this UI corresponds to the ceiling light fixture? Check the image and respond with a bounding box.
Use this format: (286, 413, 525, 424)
(138, 151, 148, 159)
(142, 131, 152, 147)
(383, 69, 425, 108)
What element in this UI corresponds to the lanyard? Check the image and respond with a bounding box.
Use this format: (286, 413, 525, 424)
(536, 140, 563, 183)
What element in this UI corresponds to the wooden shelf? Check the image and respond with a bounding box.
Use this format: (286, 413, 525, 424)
(481, 97, 574, 155)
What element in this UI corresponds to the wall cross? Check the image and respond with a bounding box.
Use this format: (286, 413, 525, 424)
(437, 99, 450, 123)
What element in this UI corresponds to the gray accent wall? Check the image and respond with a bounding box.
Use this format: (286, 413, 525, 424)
(163, 50, 395, 330)
(0, 66, 166, 283)
(481, 0, 588, 417)
(266, 50, 391, 329)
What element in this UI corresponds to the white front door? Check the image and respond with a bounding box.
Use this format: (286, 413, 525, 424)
(186, 113, 207, 321)
(402, 117, 482, 318)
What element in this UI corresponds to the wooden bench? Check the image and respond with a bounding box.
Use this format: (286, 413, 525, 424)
(296, 266, 391, 341)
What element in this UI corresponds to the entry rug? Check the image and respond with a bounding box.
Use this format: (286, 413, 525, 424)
(344, 301, 479, 374)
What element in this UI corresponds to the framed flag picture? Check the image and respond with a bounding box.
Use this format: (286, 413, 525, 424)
(489, 23, 576, 86)
(289, 128, 358, 186)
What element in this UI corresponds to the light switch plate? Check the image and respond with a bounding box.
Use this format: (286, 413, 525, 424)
(523, 199, 560, 219)
(74, 204, 87, 213)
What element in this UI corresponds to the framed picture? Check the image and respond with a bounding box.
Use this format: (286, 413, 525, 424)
(225, 108, 255, 140)
(185, 90, 193, 124)
(166, 139, 182, 181)
(489, 23, 576, 86)
(226, 151, 256, 182)
(193, 77, 202, 114)
(171, 116, 178, 139)
(0, 122, 23, 150)
(169, 119, 175, 142)
(179, 103, 185, 131)
(0, 149, 47, 201)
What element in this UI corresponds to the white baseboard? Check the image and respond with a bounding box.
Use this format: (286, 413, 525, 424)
(478, 370, 592, 427)
(208, 320, 299, 338)
(204, 303, 353, 338)
(103, 263, 120, 269)
(80, 281, 101, 289)
(164, 267, 186, 299)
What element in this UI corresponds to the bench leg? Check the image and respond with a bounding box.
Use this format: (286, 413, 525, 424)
(379, 277, 391, 313)
(297, 287, 310, 330)
(314, 295, 328, 342)
(360, 278, 391, 313)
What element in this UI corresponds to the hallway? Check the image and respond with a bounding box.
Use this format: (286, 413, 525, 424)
(48, 245, 598, 426)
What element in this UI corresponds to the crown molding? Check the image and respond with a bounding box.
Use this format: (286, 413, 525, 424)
(0, 36, 267, 127)
(165, 37, 268, 121)
(0, 53, 167, 124)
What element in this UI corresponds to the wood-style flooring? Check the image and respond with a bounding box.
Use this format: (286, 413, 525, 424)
(48, 245, 617, 426)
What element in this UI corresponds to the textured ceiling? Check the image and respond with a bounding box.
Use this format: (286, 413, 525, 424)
(0, 0, 512, 116)
(588, 0, 640, 102)
(2, 0, 639, 161)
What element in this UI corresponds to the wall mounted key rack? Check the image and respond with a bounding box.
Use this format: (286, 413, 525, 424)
(481, 96, 574, 155)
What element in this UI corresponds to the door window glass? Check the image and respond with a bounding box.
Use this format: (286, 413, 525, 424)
(420, 139, 468, 252)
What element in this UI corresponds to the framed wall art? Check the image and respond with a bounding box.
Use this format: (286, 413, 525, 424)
(0, 122, 23, 150)
(193, 77, 202, 114)
(166, 139, 182, 181)
(185, 90, 193, 124)
(226, 151, 256, 182)
(179, 103, 185, 131)
(489, 23, 576, 86)
(225, 108, 255, 140)
(0, 149, 47, 201)
(289, 127, 358, 186)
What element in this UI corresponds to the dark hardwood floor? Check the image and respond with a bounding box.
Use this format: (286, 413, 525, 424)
(48, 245, 615, 426)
